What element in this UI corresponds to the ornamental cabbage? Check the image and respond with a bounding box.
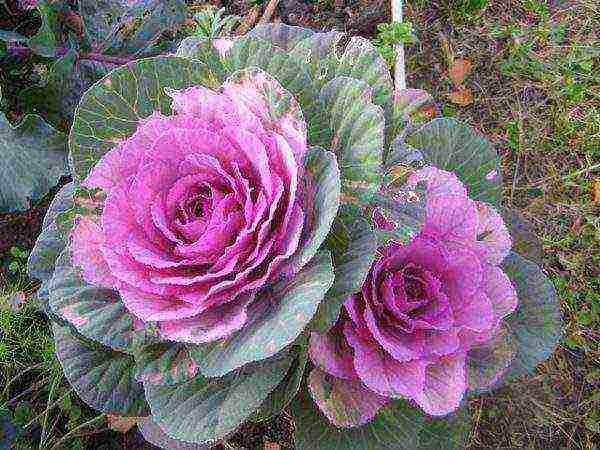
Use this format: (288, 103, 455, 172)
(309, 166, 518, 425)
(27, 23, 562, 450)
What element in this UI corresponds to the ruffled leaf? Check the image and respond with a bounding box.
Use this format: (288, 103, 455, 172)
(292, 387, 424, 450)
(501, 252, 562, 379)
(226, 35, 328, 145)
(53, 323, 148, 416)
(69, 55, 221, 181)
(0, 113, 67, 212)
(311, 209, 378, 332)
(289, 31, 393, 116)
(144, 356, 292, 445)
(189, 251, 334, 377)
(49, 247, 135, 352)
(320, 77, 384, 201)
(289, 146, 341, 272)
(406, 118, 501, 204)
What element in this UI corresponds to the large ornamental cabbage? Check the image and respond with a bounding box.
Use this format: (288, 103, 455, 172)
(27, 23, 562, 450)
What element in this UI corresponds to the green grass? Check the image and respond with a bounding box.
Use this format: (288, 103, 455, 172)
(0, 276, 104, 449)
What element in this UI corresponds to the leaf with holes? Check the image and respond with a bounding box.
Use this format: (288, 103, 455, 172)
(406, 118, 501, 204)
(320, 77, 384, 201)
(53, 323, 148, 416)
(0, 113, 67, 212)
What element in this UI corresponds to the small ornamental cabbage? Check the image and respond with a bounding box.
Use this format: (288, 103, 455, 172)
(27, 23, 562, 450)
(308, 166, 518, 425)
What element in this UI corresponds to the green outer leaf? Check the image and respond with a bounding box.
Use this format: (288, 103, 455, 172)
(289, 147, 340, 272)
(311, 210, 377, 332)
(226, 35, 328, 146)
(22, 50, 110, 129)
(251, 344, 309, 423)
(501, 252, 562, 380)
(190, 251, 335, 378)
(69, 55, 220, 182)
(248, 23, 314, 51)
(0, 113, 68, 212)
(135, 342, 198, 387)
(320, 77, 384, 201)
(386, 89, 437, 149)
(175, 36, 228, 81)
(334, 37, 393, 119)
(416, 406, 471, 449)
(499, 208, 543, 265)
(288, 30, 342, 87)
(49, 247, 135, 352)
(406, 118, 502, 204)
(28, 182, 74, 301)
(145, 356, 292, 445)
(137, 417, 213, 450)
(53, 323, 148, 417)
(292, 389, 423, 450)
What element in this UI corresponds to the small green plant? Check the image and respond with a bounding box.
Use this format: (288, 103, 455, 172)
(8, 246, 28, 276)
(193, 7, 240, 41)
(453, 0, 489, 20)
(374, 21, 416, 68)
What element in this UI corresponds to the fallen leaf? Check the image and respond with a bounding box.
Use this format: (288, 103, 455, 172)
(107, 415, 139, 433)
(593, 179, 600, 204)
(449, 57, 473, 86)
(7, 292, 26, 311)
(448, 87, 474, 106)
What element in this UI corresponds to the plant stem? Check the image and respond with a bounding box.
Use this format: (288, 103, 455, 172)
(391, 0, 407, 90)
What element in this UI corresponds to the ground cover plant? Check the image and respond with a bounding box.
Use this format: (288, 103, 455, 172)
(1, 1, 597, 449)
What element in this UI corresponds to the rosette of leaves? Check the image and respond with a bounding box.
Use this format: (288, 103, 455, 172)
(291, 98, 562, 448)
(26, 23, 562, 450)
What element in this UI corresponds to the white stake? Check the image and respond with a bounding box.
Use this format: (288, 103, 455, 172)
(391, 0, 406, 90)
